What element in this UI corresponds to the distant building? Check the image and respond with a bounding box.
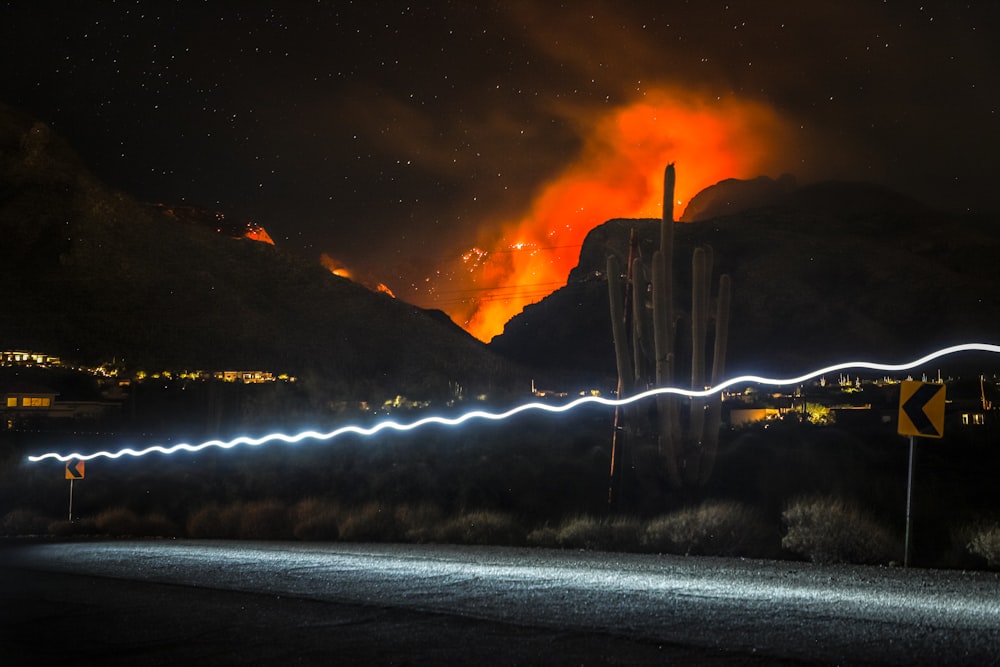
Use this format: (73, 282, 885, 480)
(3, 385, 57, 410)
(2, 383, 118, 430)
(212, 370, 275, 384)
(1, 350, 61, 366)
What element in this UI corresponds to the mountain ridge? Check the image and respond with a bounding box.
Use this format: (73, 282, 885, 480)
(490, 179, 1000, 380)
(0, 103, 525, 400)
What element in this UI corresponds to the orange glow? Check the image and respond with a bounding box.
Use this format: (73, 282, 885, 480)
(321, 253, 396, 298)
(320, 252, 353, 279)
(244, 224, 275, 245)
(450, 88, 794, 342)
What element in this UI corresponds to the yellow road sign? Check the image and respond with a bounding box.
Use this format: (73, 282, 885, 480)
(898, 381, 946, 438)
(65, 459, 85, 480)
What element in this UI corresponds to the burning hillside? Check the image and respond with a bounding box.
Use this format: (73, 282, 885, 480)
(418, 88, 796, 342)
(154, 203, 275, 245)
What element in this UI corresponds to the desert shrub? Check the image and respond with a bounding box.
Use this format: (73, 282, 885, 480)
(47, 517, 98, 537)
(526, 524, 560, 548)
(95, 508, 182, 538)
(966, 522, 1000, 568)
(0, 508, 51, 535)
(186, 505, 222, 538)
(337, 502, 399, 542)
(95, 507, 141, 535)
(394, 503, 445, 543)
(139, 513, 183, 538)
(238, 500, 293, 540)
(642, 500, 773, 557)
(186, 504, 241, 539)
(291, 498, 342, 541)
(435, 510, 525, 546)
(553, 515, 641, 551)
(782, 496, 898, 564)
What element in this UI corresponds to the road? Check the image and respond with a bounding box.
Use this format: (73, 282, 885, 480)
(2, 540, 999, 665)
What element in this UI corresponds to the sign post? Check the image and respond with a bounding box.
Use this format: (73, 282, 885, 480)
(65, 458, 85, 521)
(897, 380, 945, 567)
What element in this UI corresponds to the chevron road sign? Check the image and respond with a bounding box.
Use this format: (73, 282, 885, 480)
(898, 381, 946, 439)
(898, 380, 946, 567)
(65, 458, 85, 480)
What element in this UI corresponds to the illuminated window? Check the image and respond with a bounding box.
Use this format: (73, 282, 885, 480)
(21, 397, 51, 407)
(5, 397, 15, 408)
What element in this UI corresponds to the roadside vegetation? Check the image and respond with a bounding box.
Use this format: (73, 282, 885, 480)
(3, 408, 1000, 570)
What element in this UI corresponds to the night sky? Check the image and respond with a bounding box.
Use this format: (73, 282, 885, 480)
(3, 1, 998, 340)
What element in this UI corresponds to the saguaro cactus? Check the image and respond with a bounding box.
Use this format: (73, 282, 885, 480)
(607, 163, 732, 495)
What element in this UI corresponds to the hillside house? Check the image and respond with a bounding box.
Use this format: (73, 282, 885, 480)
(2, 383, 118, 430)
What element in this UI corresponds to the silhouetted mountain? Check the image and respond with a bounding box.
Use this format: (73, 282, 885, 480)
(680, 174, 796, 222)
(491, 178, 1000, 380)
(153, 203, 275, 245)
(0, 104, 524, 399)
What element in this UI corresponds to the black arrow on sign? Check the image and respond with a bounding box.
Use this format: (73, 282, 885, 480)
(67, 459, 84, 479)
(902, 383, 943, 436)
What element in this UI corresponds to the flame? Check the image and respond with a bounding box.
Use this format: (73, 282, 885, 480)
(451, 88, 793, 342)
(244, 224, 275, 245)
(320, 252, 353, 279)
(321, 252, 396, 298)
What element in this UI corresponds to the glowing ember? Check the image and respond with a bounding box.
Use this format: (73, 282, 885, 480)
(244, 224, 275, 245)
(320, 252, 352, 279)
(322, 252, 396, 298)
(442, 88, 794, 342)
(155, 204, 275, 245)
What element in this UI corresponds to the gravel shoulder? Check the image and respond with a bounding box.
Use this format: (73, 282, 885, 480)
(0, 565, 797, 666)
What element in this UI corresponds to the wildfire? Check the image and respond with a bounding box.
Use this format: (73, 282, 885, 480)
(320, 252, 352, 279)
(244, 224, 275, 245)
(321, 252, 396, 298)
(448, 88, 794, 342)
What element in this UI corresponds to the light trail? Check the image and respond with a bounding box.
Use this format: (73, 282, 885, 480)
(26, 343, 1000, 463)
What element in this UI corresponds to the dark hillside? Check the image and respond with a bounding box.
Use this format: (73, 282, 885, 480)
(0, 104, 524, 399)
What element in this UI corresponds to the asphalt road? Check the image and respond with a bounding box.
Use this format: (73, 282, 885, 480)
(2, 540, 999, 665)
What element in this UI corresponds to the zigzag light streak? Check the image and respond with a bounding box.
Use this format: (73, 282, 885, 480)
(27, 343, 1000, 463)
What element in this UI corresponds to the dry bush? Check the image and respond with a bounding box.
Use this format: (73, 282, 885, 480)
(139, 513, 183, 538)
(186, 505, 222, 538)
(47, 518, 98, 537)
(966, 522, 1000, 568)
(553, 515, 640, 551)
(291, 498, 342, 541)
(95, 507, 141, 536)
(434, 510, 525, 546)
(238, 500, 293, 540)
(95, 508, 182, 538)
(394, 503, 445, 543)
(526, 524, 560, 548)
(642, 500, 772, 557)
(0, 509, 51, 535)
(782, 496, 898, 565)
(186, 504, 241, 539)
(337, 502, 399, 542)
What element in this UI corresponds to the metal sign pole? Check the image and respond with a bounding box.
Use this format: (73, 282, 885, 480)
(68, 478, 74, 522)
(904, 434, 916, 567)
